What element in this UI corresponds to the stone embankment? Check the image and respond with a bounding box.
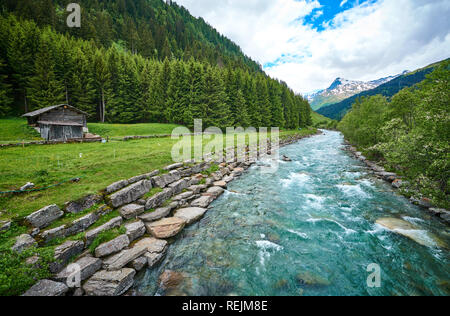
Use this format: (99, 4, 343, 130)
(343, 142, 449, 225)
(6, 131, 317, 296)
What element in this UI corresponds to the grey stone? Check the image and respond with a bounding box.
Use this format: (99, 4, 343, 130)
(139, 207, 171, 222)
(119, 204, 145, 220)
(95, 235, 130, 258)
(206, 186, 225, 198)
(73, 288, 84, 296)
(96, 205, 114, 217)
(0, 221, 11, 232)
(40, 225, 66, 243)
(152, 170, 181, 188)
(205, 178, 214, 187)
(191, 196, 214, 208)
(440, 212, 450, 224)
(128, 170, 160, 184)
(212, 172, 222, 181)
(85, 217, 123, 246)
(105, 180, 129, 194)
(130, 256, 147, 271)
(145, 188, 173, 210)
(54, 256, 102, 284)
(222, 175, 234, 183)
(25, 204, 64, 229)
(213, 181, 227, 189)
(145, 252, 166, 268)
(125, 220, 146, 242)
(107, 180, 152, 208)
(189, 177, 201, 186)
(174, 207, 208, 225)
(12, 234, 37, 253)
(428, 208, 446, 216)
(65, 212, 99, 236)
(134, 237, 168, 253)
(30, 228, 40, 237)
(83, 268, 136, 296)
(65, 195, 103, 214)
(50, 240, 85, 273)
(23, 279, 68, 296)
(102, 246, 147, 271)
(188, 184, 207, 194)
(164, 163, 183, 171)
(173, 191, 194, 201)
(20, 182, 35, 191)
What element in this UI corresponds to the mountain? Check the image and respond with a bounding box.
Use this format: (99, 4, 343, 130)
(307, 72, 407, 111)
(316, 60, 448, 120)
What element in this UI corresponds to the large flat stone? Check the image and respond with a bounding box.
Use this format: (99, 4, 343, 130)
(85, 216, 123, 246)
(206, 186, 225, 198)
(25, 204, 64, 229)
(145, 188, 173, 210)
(152, 171, 181, 188)
(139, 207, 171, 222)
(102, 246, 147, 271)
(12, 234, 37, 253)
(145, 217, 186, 239)
(164, 163, 183, 171)
(134, 237, 168, 253)
(95, 235, 130, 258)
(107, 180, 152, 208)
(125, 220, 146, 242)
(54, 256, 102, 284)
(23, 279, 68, 296)
(40, 225, 66, 243)
(50, 240, 85, 273)
(65, 195, 103, 214)
(191, 196, 214, 208)
(105, 180, 129, 194)
(83, 268, 136, 296)
(119, 204, 145, 220)
(174, 207, 207, 225)
(168, 178, 190, 195)
(65, 212, 99, 236)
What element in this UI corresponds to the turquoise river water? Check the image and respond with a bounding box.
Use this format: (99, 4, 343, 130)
(135, 130, 449, 296)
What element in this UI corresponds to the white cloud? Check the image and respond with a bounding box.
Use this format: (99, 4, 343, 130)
(175, 0, 450, 94)
(340, 0, 349, 7)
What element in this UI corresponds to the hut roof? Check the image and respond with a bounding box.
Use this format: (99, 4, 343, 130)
(22, 104, 88, 118)
(37, 121, 84, 127)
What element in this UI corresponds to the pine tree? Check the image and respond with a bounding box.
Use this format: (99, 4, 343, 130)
(256, 76, 271, 127)
(235, 89, 250, 127)
(268, 80, 285, 128)
(203, 66, 229, 128)
(0, 58, 13, 117)
(27, 33, 65, 110)
(93, 49, 112, 122)
(186, 59, 206, 127)
(166, 60, 189, 124)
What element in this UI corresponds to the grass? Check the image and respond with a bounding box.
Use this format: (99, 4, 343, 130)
(0, 118, 42, 144)
(87, 122, 182, 138)
(311, 111, 335, 128)
(88, 226, 127, 254)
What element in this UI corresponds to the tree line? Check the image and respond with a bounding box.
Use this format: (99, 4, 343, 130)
(338, 61, 449, 209)
(0, 14, 311, 129)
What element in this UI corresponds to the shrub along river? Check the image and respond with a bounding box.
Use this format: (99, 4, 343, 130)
(135, 130, 449, 296)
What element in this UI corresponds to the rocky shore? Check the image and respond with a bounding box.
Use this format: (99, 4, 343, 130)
(342, 141, 449, 225)
(7, 130, 320, 296)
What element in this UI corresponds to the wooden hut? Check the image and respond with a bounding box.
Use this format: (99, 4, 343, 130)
(22, 104, 88, 141)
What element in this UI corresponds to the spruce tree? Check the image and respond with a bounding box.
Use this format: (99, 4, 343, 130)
(0, 58, 13, 117)
(93, 49, 112, 122)
(203, 66, 229, 129)
(166, 60, 189, 124)
(27, 33, 65, 110)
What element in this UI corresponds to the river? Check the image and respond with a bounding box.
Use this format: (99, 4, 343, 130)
(134, 130, 449, 296)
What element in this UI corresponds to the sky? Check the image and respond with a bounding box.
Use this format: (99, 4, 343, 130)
(174, 0, 450, 95)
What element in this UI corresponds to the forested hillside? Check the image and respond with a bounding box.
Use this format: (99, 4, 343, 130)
(317, 61, 445, 120)
(338, 61, 450, 208)
(0, 1, 312, 129)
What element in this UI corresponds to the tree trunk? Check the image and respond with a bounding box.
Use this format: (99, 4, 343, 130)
(101, 88, 105, 123)
(24, 91, 28, 113)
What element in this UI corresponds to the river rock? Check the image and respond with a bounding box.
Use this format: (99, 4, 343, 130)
(145, 217, 186, 239)
(159, 270, 185, 290)
(102, 246, 147, 271)
(83, 268, 136, 296)
(191, 195, 214, 208)
(207, 186, 225, 198)
(174, 207, 207, 225)
(85, 216, 123, 246)
(392, 179, 403, 189)
(140, 207, 171, 222)
(128, 170, 159, 184)
(145, 188, 174, 210)
(145, 251, 166, 268)
(54, 256, 102, 284)
(107, 180, 152, 208)
(296, 272, 330, 287)
(65, 194, 103, 214)
(25, 204, 64, 229)
(119, 204, 145, 220)
(222, 176, 234, 183)
(125, 220, 146, 242)
(213, 181, 227, 188)
(134, 237, 168, 253)
(95, 235, 130, 258)
(12, 234, 37, 253)
(376, 218, 443, 248)
(23, 279, 68, 296)
(129, 256, 148, 271)
(50, 240, 85, 273)
(188, 184, 207, 194)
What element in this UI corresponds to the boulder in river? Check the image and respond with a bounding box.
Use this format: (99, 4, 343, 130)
(376, 218, 446, 248)
(146, 217, 186, 239)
